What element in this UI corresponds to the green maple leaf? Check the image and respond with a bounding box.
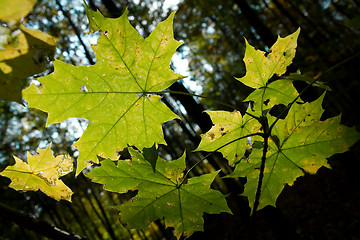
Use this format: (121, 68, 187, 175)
(87, 148, 231, 238)
(0, 144, 73, 201)
(238, 29, 300, 115)
(23, 6, 183, 175)
(245, 79, 300, 115)
(228, 93, 360, 210)
(236, 28, 300, 89)
(196, 109, 261, 165)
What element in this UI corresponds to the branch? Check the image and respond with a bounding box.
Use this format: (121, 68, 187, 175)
(55, 0, 95, 65)
(159, 90, 260, 121)
(251, 135, 269, 215)
(0, 201, 85, 240)
(251, 116, 270, 215)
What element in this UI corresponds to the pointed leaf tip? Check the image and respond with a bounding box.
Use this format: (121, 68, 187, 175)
(236, 28, 300, 89)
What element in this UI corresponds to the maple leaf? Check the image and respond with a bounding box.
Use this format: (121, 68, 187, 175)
(245, 79, 300, 115)
(236, 28, 300, 89)
(87, 148, 231, 238)
(0, 144, 73, 201)
(23, 6, 183, 175)
(228, 93, 360, 210)
(237, 29, 300, 115)
(196, 109, 261, 165)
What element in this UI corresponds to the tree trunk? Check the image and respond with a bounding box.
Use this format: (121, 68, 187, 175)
(234, 0, 276, 47)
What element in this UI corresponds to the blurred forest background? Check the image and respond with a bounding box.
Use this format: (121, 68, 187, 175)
(1, 0, 360, 239)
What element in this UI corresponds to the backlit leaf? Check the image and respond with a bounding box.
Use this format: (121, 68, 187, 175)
(0, 144, 73, 201)
(23, 7, 183, 175)
(87, 148, 231, 238)
(228, 93, 360, 210)
(196, 109, 261, 165)
(236, 28, 300, 89)
(245, 79, 300, 115)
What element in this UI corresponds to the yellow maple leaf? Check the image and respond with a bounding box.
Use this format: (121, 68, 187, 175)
(0, 144, 73, 201)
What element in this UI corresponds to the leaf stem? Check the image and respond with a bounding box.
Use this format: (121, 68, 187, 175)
(178, 132, 264, 187)
(318, 50, 360, 78)
(251, 114, 270, 215)
(251, 135, 269, 215)
(244, 109, 260, 120)
(158, 90, 261, 121)
(250, 75, 319, 215)
(158, 90, 246, 112)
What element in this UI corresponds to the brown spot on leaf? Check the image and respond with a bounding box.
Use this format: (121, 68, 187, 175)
(208, 132, 215, 140)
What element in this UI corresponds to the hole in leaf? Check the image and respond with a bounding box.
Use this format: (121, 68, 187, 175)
(80, 86, 88, 93)
(264, 99, 270, 106)
(293, 80, 322, 102)
(269, 104, 287, 119)
(267, 74, 278, 84)
(117, 147, 131, 160)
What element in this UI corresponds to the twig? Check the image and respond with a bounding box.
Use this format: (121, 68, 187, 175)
(55, 0, 95, 65)
(178, 132, 264, 187)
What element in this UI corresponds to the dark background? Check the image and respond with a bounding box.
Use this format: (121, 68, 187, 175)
(1, 0, 360, 239)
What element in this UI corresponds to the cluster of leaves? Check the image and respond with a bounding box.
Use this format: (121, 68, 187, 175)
(196, 29, 360, 212)
(1, 3, 359, 239)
